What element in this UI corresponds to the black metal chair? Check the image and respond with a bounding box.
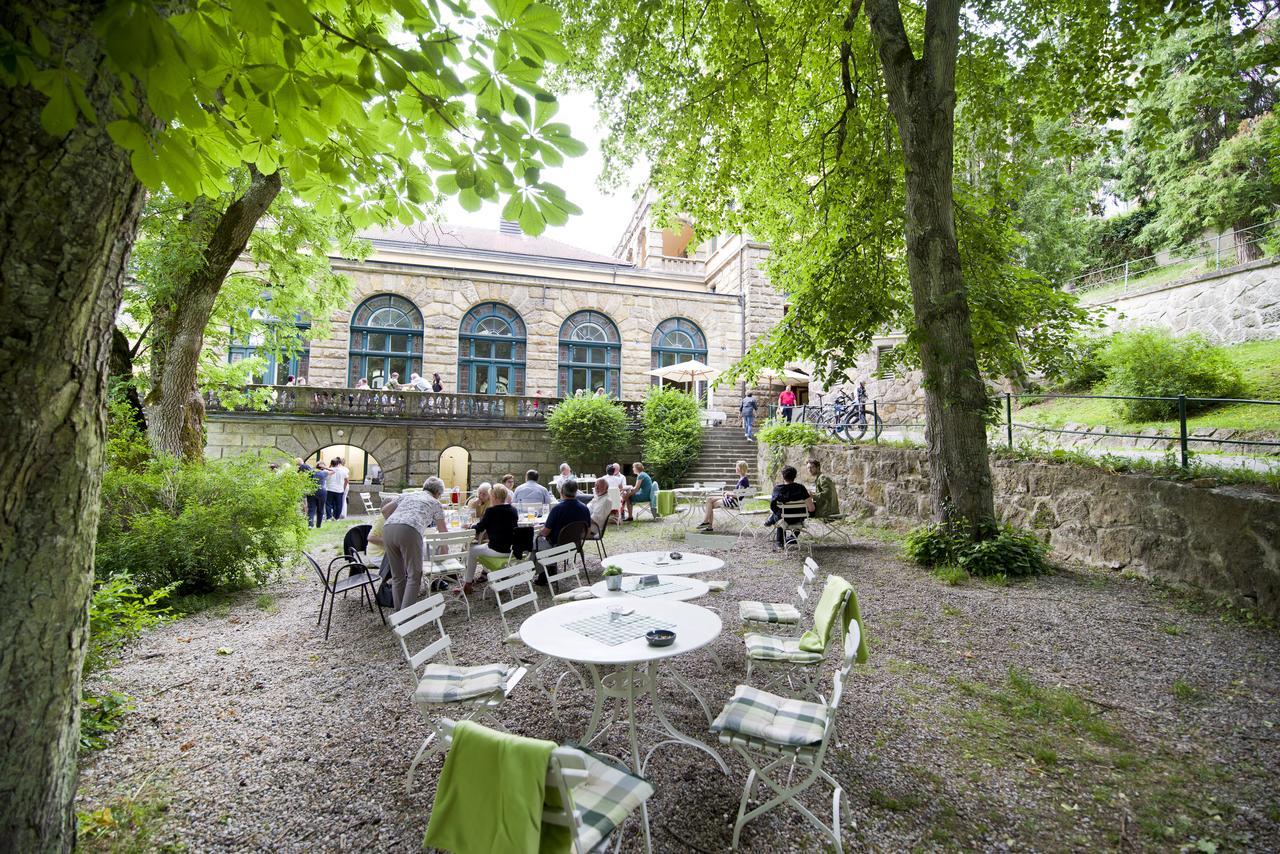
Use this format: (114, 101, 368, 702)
(583, 514, 610, 561)
(306, 551, 384, 640)
(329, 523, 374, 578)
(555, 519, 590, 576)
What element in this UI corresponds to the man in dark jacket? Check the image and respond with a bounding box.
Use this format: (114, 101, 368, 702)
(740, 392, 759, 440)
(299, 460, 327, 528)
(765, 465, 814, 548)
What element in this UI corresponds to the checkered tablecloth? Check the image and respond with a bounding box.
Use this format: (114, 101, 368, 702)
(621, 581, 690, 599)
(562, 612, 676, 646)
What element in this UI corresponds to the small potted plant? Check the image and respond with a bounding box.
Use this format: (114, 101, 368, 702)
(603, 565, 623, 591)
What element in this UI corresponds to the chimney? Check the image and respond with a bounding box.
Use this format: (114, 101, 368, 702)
(498, 219, 522, 236)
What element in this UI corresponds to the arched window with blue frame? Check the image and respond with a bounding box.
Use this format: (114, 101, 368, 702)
(228, 309, 311, 384)
(348, 294, 423, 388)
(458, 302, 526, 395)
(558, 310, 621, 397)
(650, 317, 707, 381)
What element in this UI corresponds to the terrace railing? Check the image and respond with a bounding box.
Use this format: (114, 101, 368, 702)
(204, 385, 646, 424)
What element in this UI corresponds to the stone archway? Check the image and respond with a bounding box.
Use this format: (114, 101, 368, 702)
(207, 417, 409, 488)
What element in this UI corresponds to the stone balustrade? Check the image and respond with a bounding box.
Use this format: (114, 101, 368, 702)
(203, 386, 646, 424)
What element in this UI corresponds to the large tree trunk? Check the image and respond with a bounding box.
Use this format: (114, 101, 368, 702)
(865, 0, 996, 528)
(110, 326, 147, 433)
(1233, 217, 1262, 263)
(0, 4, 149, 849)
(145, 168, 282, 460)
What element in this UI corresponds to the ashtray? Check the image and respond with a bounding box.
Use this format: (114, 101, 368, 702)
(669, 551, 683, 560)
(645, 629, 676, 647)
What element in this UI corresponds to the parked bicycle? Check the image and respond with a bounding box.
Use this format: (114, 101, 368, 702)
(799, 390, 883, 441)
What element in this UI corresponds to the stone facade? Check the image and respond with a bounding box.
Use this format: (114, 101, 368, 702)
(762, 443, 1280, 618)
(1087, 256, 1280, 344)
(207, 413, 641, 493)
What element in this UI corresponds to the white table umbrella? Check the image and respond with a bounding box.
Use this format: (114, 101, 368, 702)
(646, 359, 721, 384)
(756, 366, 811, 384)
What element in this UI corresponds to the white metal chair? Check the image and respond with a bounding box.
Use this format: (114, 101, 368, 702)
(388, 592, 526, 792)
(712, 621, 862, 853)
(629, 480, 661, 521)
(740, 556, 818, 632)
(534, 542, 588, 601)
(437, 719, 654, 854)
(776, 500, 812, 555)
(490, 561, 586, 716)
(423, 529, 477, 619)
(743, 584, 851, 699)
(359, 492, 376, 514)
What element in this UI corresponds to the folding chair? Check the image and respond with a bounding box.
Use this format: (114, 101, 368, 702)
(534, 542, 589, 602)
(489, 561, 585, 716)
(423, 530, 478, 619)
(556, 519, 591, 576)
(437, 719, 654, 854)
(712, 621, 862, 853)
(776, 500, 812, 556)
(743, 585, 851, 699)
(360, 492, 376, 514)
(740, 557, 819, 632)
(630, 481, 661, 521)
(584, 513, 611, 560)
(807, 515, 854, 546)
(306, 551, 384, 640)
(389, 592, 526, 792)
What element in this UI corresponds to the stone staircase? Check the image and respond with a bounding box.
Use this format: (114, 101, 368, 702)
(675, 428, 759, 488)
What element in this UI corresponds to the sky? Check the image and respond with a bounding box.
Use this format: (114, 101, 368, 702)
(437, 91, 648, 257)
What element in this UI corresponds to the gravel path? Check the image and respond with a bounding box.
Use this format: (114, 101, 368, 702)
(78, 517, 1280, 852)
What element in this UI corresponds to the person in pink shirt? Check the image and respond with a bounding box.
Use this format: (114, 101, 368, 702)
(779, 385, 797, 422)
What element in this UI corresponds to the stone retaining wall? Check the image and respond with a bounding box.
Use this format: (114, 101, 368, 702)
(763, 444, 1280, 618)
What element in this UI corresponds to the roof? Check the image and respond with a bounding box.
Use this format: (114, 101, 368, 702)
(359, 223, 630, 266)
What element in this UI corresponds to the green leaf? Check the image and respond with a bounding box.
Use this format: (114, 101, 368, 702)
(107, 119, 149, 151)
(458, 187, 482, 211)
(39, 76, 77, 137)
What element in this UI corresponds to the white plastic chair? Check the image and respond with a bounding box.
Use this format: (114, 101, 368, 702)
(712, 621, 862, 853)
(423, 530, 479, 619)
(739, 557, 818, 633)
(388, 592, 526, 792)
(437, 718, 654, 854)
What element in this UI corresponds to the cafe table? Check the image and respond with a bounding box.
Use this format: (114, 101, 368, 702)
(588, 574, 710, 602)
(606, 550, 725, 576)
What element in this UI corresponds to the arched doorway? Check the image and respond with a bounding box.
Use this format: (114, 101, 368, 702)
(439, 446, 470, 500)
(308, 444, 383, 485)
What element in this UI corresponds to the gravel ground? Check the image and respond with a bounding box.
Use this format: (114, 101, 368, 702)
(78, 517, 1280, 852)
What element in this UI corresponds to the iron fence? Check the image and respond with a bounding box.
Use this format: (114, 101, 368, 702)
(1064, 218, 1278, 296)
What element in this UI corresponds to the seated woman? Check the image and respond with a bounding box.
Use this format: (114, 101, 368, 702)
(622, 462, 654, 521)
(464, 484, 517, 588)
(697, 460, 750, 532)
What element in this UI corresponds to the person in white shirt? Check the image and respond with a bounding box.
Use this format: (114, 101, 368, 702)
(511, 469, 552, 510)
(325, 457, 349, 520)
(602, 463, 626, 492)
(586, 477, 612, 534)
(408, 372, 430, 391)
(553, 462, 575, 494)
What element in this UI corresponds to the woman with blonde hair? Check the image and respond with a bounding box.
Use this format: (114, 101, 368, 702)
(698, 460, 751, 531)
(465, 483, 518, 587)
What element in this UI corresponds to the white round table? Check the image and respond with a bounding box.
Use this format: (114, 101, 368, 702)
(606, 550, 724, 576)
(589, 575, 710, 601)
(520, 599, 727, 776)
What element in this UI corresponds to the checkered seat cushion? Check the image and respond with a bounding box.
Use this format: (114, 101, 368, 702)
(564, 750, 654, 852)
(413, 663, 511, 704)
(710, 685, 829, 747)
(744, 633, 826, 663)
(739, 600, 802, 625)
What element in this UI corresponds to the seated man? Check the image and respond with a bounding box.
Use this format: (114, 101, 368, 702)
(586, 477, 613, 534)
(622, 462, 654, 521)
(552, 462, 575, 495)
(766, 465, 814, 548)
(511, 469, 552, 511)
(536, 480, 592, 552)
(808, 459, 839, 518)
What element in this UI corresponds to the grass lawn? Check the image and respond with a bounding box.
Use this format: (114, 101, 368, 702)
(1077, 258, 1202, 301)
(1018, 339, 1280, 436)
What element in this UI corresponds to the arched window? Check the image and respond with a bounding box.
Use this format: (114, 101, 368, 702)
(348, 294, 423, 388)
(558, 310, 621, 397)
(651, 317, 707, 375)
(228, 309, 311, 385)
(458, 302, 526, 395)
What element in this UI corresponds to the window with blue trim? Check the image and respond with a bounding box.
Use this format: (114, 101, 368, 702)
(228, 310, 311, 384)
(650, 317, 707, 380)
(558, 310, 621, 397)
(348, 294, 423, 388)
(458, 302, 526, 395)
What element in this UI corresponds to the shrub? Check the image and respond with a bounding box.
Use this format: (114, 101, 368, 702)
(757, 419, 831, 478)
(642, 387, 702, 486)
(96, 453, 309, 595)
(903, 521, 1051, 579)
(1041, 334, 1108, 392)
(1100, 328, 1245, 421)
(545, 395, 630, 471)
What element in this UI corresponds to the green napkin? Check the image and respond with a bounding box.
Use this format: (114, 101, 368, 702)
(424, 721, 571, 854)
(798, 575, 868, 663)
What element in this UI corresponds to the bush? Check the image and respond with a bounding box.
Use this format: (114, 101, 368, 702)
(757, 419, 831, 478)
(545, 395, 630, 471)
(96, 453, 309, 595)
(641, 387, 702, 487)
(1100, 328, 1245, 421)
(1041, 334, 1108, 392)
(904, 522, 1051, 579)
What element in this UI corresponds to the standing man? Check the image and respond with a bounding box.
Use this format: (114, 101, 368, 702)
(300, 459, 327, 528)
(778, 385, 797, 423)
(740, 391, 759, 440)
(325, 456, 350, 520)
